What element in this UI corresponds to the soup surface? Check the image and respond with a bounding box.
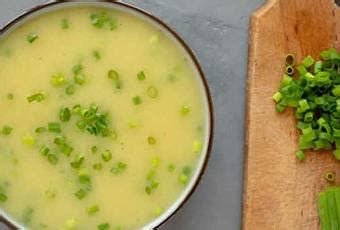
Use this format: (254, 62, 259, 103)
(0, 5, 208, 230)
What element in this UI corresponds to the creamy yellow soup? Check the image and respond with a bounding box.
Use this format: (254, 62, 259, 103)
(0, 5, 208, 230)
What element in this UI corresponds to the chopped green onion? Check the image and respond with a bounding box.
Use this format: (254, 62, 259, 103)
(93, 50, 101, 60)
(22, 207, 34, 225)
(145, 181, 159, 195)
(65, 85, 76, 95)
(178, 166, 192, 185)
(108, 70, 119, 81)
(45, 188, 56, 199)
(7, 93, 14, 100)
(153, 207, 163, 217)
(72, 64, 83, 75)
(74, 74, 86, 85)
(61, 18, 69, 30)
(70, 154, 85, 169)
(145, 170, 159, 195)
(101, 149, 112, 162)
(132, 96, 142, 105)
(23, 134, 36, 146)
(314, 60, 323, 73)
(1, 125, 12, 136)
(110, 130, 118, 140)
(54, 136, 66, 146)
(72, 104, 81, 114)
(107, 70, 122, 89)
(275, 49, 340, 160)
(304, 112, 313, 122)
(193, 141, 202, 153)
(0, 193, 7, 203)
(27, 33, 38, 43)
(182, 166, 192, 176)
(180, 106, 191, 116)
(178, 174, 189, 185)
(59, 107, 71, 122)
(27, 92, 46, 103)
(295, 150, 305, 161)
(272, 92, 283, 103)
(74, 189, 87, 200)
(87, 205, 99, 215)
(48, 122, 61, 133)
(128, 120, 140, 129)
(325, 171, 336, 182)
(168, 74, 177, 83)
(302, 55, 315, 68)
(148, 136, 156, 145)
(61, 144, 74, 157)
(110, 162, 127, 175)
(90, 12, 118, 31)
(73, 104, 110, 137)
(151, 157, 160, 168)
(93, 163, 103, 170)
(298, 99, 309, 113)
(98, 223, 110, 230)
(333, 149, 340, 160)
(51, 73, 67, 87)
(39, 146, 50, 156)
(90, 13, 106, 28)
(47, 153, 58, 165)
(280, 75, 293, 87)
(137, 71, 146, 81)
(332, 85, 340, 97)
(91, 146, 98, 154)
(168, 164, 176, 172)
(76, 120, 87, 130)
(147, 86, 158, 98)
(65, 218, 77, 230)
(78, 168, 91, 185)
(109, 19, 118, 30)
(91, 13, 107, 28)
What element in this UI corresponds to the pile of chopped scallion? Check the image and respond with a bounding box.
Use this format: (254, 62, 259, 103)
(273, 48, 340, 160)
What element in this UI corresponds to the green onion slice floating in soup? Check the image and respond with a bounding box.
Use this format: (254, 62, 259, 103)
(51, 73, 67, 87)
(7, 93, 14, 100)
(110, 162, 127, 175)
(59, 107, 71, 122)
(98, 223, 110, 230)
(137, 71, 146, 81)
(87, 205, 100, 215)
(61, 18, 69, 30)
(101, 149, 112, 162)
(65, 84, 76, 95)
(27, 91, 46, 103)
(147, 86, 158, 98)
(148, 136, 156, 145)
(74, 189, 87, 200)
(26, 33, 38, 43)
(132, 96, 142, 105)
(1, 125, 13, 136)
(48, 122, 62, 133)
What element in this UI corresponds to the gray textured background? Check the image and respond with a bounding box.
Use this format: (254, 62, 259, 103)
(0, 0, 265, 229)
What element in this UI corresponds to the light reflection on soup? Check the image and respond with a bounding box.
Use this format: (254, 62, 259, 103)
(0, 6, 208, 230)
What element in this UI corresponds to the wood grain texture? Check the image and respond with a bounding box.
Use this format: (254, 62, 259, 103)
(243, 0, 340, 229)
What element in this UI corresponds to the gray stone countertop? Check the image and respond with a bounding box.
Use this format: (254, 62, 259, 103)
(0, 0, 265, 229)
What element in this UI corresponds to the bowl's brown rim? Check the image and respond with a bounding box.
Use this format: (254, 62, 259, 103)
(0, 1, 215, 229)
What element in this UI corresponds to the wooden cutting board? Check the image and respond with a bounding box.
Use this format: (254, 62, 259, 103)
(243, 0, 340, 229)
